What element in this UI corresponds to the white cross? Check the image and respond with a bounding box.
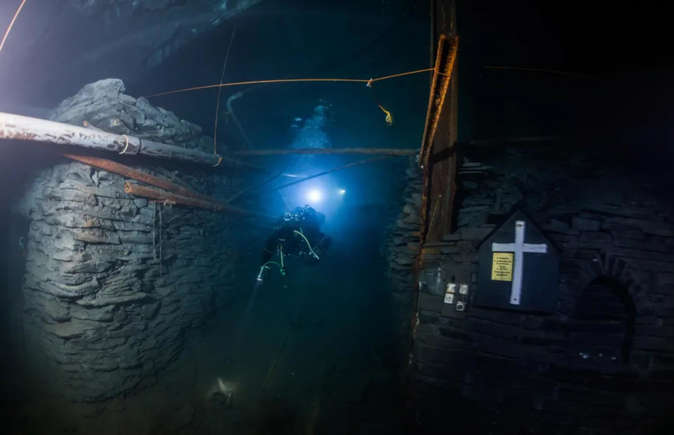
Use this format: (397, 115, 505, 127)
(492, 220, 547, 305)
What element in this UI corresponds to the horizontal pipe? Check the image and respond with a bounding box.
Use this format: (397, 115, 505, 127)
(0, 112, 222, 166)
(124, 182, 221, 211)
(232, 147, 418, 157)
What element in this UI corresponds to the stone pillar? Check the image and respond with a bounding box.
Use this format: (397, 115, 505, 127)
(20, 161, 236, 400)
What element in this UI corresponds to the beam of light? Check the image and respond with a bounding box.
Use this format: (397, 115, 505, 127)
(275, 156, 389, 191)
(307, 189, 322, 203)
(338, 188, 346, 196)
(0, 0, 27, 54)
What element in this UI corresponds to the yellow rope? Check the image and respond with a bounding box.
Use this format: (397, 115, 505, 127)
(146, 67, 436, 98)
(0, 0, 27, 53)
(370, 67, 434, 82)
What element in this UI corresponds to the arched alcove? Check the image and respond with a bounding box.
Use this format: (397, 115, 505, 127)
(568, 276, 636, 370)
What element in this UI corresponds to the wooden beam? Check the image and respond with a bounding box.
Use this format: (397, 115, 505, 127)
(418, 33, 459, 249)
(0, 112, 225, 166)
(233, 148, 418, 157)
(419, 35, 455, 165)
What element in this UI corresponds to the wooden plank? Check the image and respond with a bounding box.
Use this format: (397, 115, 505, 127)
(409, 0, 460, 384)
(418, 6, 459, 251)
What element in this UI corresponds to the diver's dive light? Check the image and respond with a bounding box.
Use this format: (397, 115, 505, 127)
(307, 188, 323, 203)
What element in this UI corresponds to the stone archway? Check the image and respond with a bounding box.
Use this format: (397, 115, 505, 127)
(570, 276, 636, 367)
(564, 250, 643, 372)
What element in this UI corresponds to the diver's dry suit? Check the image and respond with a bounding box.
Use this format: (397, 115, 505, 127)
(256, 205, 330, 285)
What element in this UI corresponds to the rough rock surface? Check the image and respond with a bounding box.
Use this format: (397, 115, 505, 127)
(0, 1, 261, 109)
(69, 0, 182, 14)
(69, 0, 244, 16)
(65, 0, 262, 68)
(21, 79, 240, 401)
(384, 157, 422, 360)
(50, 78, 212, 153)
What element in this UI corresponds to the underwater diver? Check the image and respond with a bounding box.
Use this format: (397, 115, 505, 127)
(255, 205, 330, 286)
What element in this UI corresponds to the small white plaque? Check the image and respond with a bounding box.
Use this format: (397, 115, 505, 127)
(459, 283, 469, 295)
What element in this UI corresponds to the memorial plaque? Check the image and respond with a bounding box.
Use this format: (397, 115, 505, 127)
(476, 211, 560, 312)
(491, 253, 513, 281)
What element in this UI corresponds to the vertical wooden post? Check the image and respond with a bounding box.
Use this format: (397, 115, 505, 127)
(409, 0, 459, 359)
(418, 2, 459, 257)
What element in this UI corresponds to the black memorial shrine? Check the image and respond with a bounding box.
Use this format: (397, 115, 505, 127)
(476, 212, 560, 312)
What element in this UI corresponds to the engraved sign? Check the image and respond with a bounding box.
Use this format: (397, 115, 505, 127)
(491, 252, 513, 281)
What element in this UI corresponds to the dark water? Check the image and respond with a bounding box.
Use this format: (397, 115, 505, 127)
(208, 222, 406, 434)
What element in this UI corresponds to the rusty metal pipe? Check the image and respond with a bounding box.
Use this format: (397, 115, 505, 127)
(123, 182, 267, 218)
(63, 153, 211, 201)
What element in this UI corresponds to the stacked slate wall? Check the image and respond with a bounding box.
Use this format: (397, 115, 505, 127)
(390, 145, 674, 434)
(384, 158, 422, 360)
(18, 80, 241, 401)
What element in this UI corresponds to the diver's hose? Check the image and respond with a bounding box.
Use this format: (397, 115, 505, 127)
(278, 245, 286, 275)
(257, 260, 281, 281)
(293, 229, 320, 260)
(257, 231, 318, 283)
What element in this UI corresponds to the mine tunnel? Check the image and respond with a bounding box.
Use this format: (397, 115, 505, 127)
(1, 1, 673, 434)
